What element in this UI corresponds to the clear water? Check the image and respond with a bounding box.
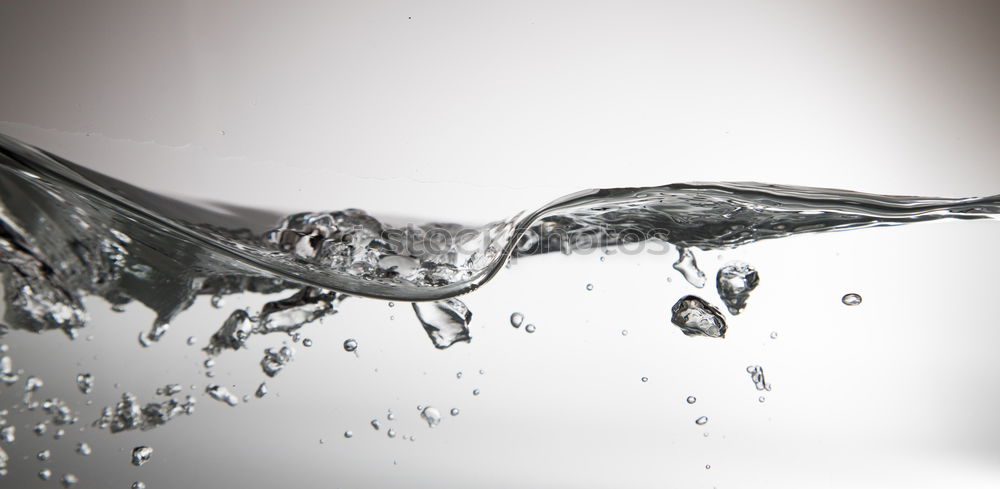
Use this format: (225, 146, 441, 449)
(2, 132, 1000, 487)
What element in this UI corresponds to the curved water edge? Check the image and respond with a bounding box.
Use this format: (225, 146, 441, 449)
(1, 131, 999, 338)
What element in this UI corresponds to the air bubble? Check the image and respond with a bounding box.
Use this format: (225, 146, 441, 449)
(420, 406, 442, 428)
(344, 431, 353, 438)
(686, 396, 697, 404)
(695, 416, 708, 425)
(586, 283, 594, 291)
(343, 339, 358, 352)
(450, 408, 459, 416)
(842, 293, 862, 306)
(525, 324, 536, 333)
(510, 312, 524, 328)
(131, 446, 153, 466)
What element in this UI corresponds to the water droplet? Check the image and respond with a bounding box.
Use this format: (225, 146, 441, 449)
(302, 338, 313, 347)
(343, 339, 358, 352)
(61, 473, 78, 487)
(842, 293, 862, 306)
(716, 262, 760, 315)
(37, 449, 50, 461)
(695, 416, 709, 425)
(131, 446, 153, 466)
(38, 469, 51, 480)
(621, 329, 628, 336)
(420, 406, 442, 428)
(686, 396, 697, 404)
(76, 442, 92, 456)
(673, 247, 706, 288)
(472, 389, 480, 396)
(641, 377, 648, 382)
(770, 331, 778, 339)
(210, 295, 224, 309)
(671, 296, 727, 338)
(344, 431, 353, 438)
(525, 324, 536, 333)
(586, 283, 594, 291)
(387, 429, 396, 438)
(450, 408, 460, 416)
(412, 299, 472, 349)
(370, 419, 381, 430)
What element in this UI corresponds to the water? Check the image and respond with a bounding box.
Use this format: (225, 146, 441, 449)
(0, 133, 999, 486)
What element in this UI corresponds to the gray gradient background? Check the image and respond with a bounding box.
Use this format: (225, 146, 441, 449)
(1, 1, 999, 488)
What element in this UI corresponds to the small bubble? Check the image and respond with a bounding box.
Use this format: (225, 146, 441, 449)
(525, 324, 536, 333)
(686, 396, 697, 404)
(37, 449, 51, 461)
(371, 419, 381, 430)
(303, 338, 313, 347)
(479, 369, 484, 375)
(472, 389, 480, 396)
(343, 339, 358, 352)
(705, 464, 711, 470)
(344, 431, 353, 438)
(510, 312, 524, 328)
(641, 377, 648, 382)
(621, 329, 628, 336)
(210, 295, 224, 309)
(586, 283, 594, 291)
(842, 293, 862, 306)
(388, 302, 395, 308)
(54, 429, 65, 440)
(456, 371, 463, 379)
(203, 358, 215, 369)
(186, 336, 197, 345)
(450, 408, 460, 416)
(758, 396, 766, 403)
(319, 439, 325, 444)
(387, 429, 396, 438)
(420, 406, 442, 428)
(387, 412, 396, 421)
(695, 416, 709, 425)
(61, 473, 78, 487)
(770, 331, 778, 339)
(600, 256, 606, 262)
(38, 469, 51, 480)
(131, 483, 147, 489)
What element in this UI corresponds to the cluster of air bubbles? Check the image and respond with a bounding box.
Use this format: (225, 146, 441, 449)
(746, 365, 772, 391)
(842, 293, 863, 306)
(260, 346, 294, 377)
(75, 373, 94, 394)
(206, 385, 240, 407)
